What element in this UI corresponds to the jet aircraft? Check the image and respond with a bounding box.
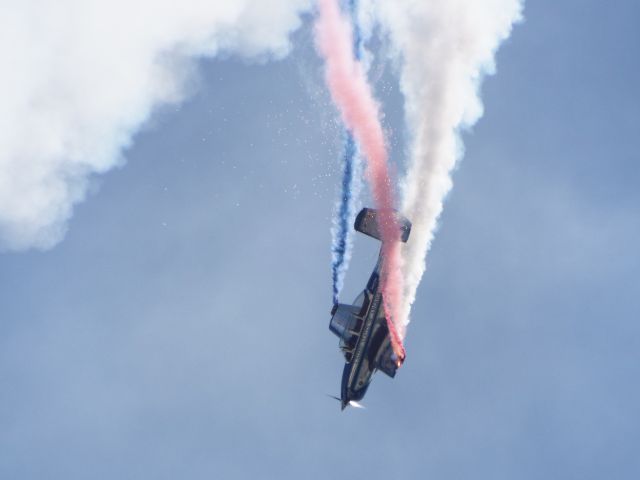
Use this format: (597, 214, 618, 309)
(329, 207, 412, 410)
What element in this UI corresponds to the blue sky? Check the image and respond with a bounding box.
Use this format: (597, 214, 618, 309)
(1, 1, 639, 479)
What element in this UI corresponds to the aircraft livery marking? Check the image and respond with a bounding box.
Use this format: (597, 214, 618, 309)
(349, 289, 382, 387)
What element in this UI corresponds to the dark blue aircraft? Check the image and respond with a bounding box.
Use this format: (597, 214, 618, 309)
(330, 208, 412, 410)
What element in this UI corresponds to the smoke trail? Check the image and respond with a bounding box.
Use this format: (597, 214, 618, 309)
(331, 135, 362, 304)
(316, 0, 406, 360)
(330, 0, 365, 305)
(0, 0, 312, 251)
(377, 0, 524, 326)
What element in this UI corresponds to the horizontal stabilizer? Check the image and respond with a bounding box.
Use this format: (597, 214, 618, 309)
(354, 208, 411, 243)
(329, 304, 361, 340)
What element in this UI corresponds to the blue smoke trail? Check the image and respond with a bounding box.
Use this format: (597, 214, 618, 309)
(331, 135, 360, 303)
(331, 0, 364, 304)
(348, 0, 363, 61)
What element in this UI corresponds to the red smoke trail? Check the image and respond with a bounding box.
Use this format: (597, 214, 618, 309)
(315, 0, 406, 362)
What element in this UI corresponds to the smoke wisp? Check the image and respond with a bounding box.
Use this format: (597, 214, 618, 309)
(0, 0, 312, 251)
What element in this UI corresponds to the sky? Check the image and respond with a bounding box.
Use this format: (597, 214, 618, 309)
(1, 1, 639, 479)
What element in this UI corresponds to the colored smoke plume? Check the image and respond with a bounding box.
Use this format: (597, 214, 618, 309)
(331, 135, 363, 304)
(315, 0, 406, 359)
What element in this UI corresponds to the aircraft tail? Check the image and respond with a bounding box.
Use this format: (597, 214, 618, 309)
(354, 208, 411, 243)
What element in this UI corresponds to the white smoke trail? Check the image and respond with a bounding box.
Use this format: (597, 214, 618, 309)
(0, 0, 311, 251)
(375, 0, 524, 326)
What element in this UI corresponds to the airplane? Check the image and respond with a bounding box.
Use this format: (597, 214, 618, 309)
(329, 207, 412, 410)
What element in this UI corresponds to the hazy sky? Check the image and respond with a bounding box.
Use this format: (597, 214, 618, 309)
(1, 1, 639, 479)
